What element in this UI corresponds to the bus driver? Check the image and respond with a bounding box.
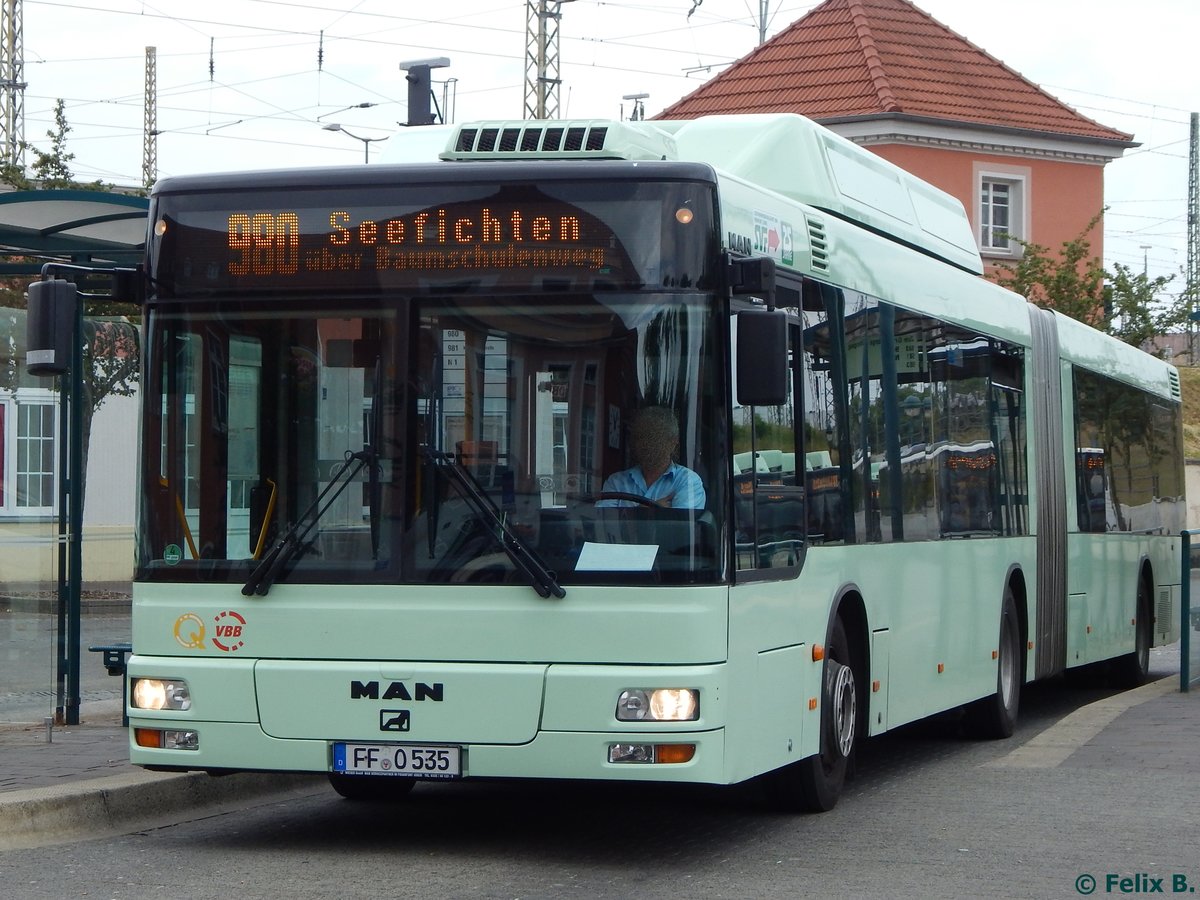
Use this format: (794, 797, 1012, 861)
(598, 406, 706, 509)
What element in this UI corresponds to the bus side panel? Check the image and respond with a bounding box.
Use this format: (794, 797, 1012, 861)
(794, 540, 1035, 732)
(1065, 533, 1181, 667)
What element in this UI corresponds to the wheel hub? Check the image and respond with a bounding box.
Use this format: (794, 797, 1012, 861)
(827, 661, 856, 759)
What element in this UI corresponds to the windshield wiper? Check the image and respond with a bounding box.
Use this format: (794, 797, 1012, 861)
(242, 449, 375, 596)
(423, 447, 565, 599)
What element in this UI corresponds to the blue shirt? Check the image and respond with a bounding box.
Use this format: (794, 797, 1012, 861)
(598, 462, 706, 509)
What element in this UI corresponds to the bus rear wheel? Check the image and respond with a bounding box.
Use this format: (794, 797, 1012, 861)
(328, 773, 416, 801)
(967, 588, 1022, 739)
(766, 616, 858, 812)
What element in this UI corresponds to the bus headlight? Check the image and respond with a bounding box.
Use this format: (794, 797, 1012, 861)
(615, 688, 699, 721)
(131, 678, 191, 711)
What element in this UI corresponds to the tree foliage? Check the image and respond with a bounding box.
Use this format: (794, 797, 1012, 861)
(1104, 262, 1183, 351)
(991, 214, 1186, 353)
(2, 99, 111, 192)
(991, 214, 1108, 329)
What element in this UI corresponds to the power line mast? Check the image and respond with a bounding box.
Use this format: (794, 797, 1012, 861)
(1, 0, 26, 170)
(143, 46, 158, 190)
(524, 0, 574, 120)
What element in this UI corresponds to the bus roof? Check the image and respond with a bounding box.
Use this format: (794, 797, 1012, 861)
(426, 114, 983, 276)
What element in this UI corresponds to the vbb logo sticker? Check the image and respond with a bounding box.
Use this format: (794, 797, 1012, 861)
(212, 610, 248, 652)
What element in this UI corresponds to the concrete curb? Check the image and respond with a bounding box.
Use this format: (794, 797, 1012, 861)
(988, 674, 1178, 769)
(0, 769, 325, 850)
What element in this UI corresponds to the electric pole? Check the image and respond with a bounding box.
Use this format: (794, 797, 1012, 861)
(143, 46, 158, 190)
(524, 0, 574, 120)
(1, 0, 25, 170)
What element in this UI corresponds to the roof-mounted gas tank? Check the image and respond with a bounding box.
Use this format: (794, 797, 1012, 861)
(430, 114, 982, 275)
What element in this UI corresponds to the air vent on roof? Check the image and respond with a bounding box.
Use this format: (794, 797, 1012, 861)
(806, 216, 830, 272)
(564, 127, 586, 151)
(477, 128, 499, 152)
(440, 120, 677, 162)
(499, 128, 521, 152)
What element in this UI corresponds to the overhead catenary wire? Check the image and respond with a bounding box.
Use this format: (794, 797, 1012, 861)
(11, 0, 1193, 256)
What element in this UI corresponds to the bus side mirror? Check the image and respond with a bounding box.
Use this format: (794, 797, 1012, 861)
(736, 310, 788, 407)
(26, 279, 79, 376)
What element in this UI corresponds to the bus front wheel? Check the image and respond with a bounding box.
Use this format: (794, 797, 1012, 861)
(766, 615, 858, 812)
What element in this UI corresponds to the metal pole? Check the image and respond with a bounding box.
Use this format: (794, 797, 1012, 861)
(1183, 530, 1194, 693)
(54, 336, 69, 724)
(51, 280, 83, 725)
(65, 293, 83, 724)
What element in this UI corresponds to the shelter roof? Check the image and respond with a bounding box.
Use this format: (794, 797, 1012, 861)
(0, 189, 148, 269)
(657, 0, 1133, 146)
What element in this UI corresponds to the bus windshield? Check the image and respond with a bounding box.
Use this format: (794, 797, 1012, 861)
(138, 290, 727, 589)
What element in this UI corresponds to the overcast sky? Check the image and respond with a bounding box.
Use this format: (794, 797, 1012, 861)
(16, 0, 1197, 288)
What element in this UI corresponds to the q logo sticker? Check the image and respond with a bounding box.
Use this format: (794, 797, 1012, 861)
(173, 613, 206, 650)
(212, 609, 247, 652)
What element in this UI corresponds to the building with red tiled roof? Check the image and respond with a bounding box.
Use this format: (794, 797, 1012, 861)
(657, 0, 1135, 275)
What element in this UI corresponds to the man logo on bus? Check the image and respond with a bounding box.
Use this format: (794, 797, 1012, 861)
(380, 710, 411, 732)
(173, 613, 206, 650)
(212, 609, 247, 652)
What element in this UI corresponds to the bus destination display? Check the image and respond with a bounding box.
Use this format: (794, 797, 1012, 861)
(226, 205, 612, 277)
(149, 186, 694, 295)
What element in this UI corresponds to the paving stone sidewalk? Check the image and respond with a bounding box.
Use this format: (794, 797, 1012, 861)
(0, 702, 131, 793)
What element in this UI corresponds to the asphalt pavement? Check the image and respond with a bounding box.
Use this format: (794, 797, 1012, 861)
(1, 648, 1196, 852)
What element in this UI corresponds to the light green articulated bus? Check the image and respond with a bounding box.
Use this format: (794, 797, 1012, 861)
(64, 113, 1181, 811)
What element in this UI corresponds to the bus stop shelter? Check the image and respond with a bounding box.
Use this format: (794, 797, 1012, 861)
(0, 189, 148, 726)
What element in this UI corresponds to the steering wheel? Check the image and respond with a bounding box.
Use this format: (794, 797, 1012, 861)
(590, 491, 663, 510)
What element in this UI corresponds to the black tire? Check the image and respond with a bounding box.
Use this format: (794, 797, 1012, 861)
(328, 773, 416, 801)
(1110, 577, 1152, 689)
(967, 587, 1022, 739)
(766, 616, 859, 812)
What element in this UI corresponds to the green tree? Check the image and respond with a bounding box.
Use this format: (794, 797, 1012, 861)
(1104, 262, 1183, 352)
(991, 215, 1186, 352)
(1, 98, 110, 192)
(991, 214, 1108, 328)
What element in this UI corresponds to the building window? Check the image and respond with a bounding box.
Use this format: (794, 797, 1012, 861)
(979, 175, 1025, 255)
(1, 392, 58, 515)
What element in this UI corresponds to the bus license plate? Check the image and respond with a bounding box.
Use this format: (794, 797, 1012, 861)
(332, 743, 461, 778)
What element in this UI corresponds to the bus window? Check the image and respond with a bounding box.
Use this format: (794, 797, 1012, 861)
(1073, 367, 1185, 534)
(800, 286, 1027, 544)
(405, 293, 726, 587)
(731, 302, 804, 572)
